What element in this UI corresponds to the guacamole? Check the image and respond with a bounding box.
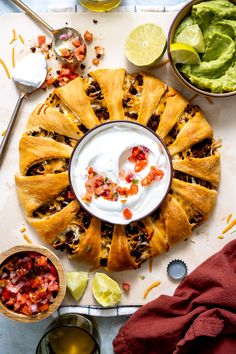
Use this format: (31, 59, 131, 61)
(174, 0, 236, 93)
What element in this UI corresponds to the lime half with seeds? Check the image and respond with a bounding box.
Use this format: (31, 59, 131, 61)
(176, 24, 205, 53)
(92, 273, 121, 307)
(125, 23, 167, 66)
(170, 43, 201, 64)
(66, 271, 89, 301)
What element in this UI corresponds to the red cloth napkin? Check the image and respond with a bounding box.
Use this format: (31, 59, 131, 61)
(113, 240, 236, 354)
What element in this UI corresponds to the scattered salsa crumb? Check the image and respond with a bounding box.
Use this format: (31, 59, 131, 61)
(123, 207, 132, 220)
(139, 275, 145, 280)
(122, 283, 130, 292)
(92, 58, 100, 66)
(93, 19, 98, 24)
(143, 281, 161, 299)
(84, 30, 93, 43)
(95, 46, 105, 58)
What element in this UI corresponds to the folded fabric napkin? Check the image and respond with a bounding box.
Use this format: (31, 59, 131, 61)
(113, 239, 236, 354)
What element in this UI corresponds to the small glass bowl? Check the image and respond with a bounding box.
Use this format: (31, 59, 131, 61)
(36, 313, 100, 354)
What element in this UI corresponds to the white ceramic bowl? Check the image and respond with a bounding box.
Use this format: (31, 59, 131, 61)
(69, 120, 172, 225)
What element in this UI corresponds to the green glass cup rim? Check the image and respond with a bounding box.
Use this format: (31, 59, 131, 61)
(36, 317, 100, 354)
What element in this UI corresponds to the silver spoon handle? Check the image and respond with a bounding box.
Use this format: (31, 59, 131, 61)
(0, 92, 26, 167)
(10, 0, 54, 33)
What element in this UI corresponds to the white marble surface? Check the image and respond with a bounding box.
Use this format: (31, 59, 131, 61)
(0, 1, 184, 353)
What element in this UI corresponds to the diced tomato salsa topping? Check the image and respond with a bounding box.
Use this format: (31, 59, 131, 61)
(141, 166, 164, 187)
(0, 252, 59, 317)
(128, 146, 149, 172)
(123, 208, 133, 220)
(82, 146, 164, 220)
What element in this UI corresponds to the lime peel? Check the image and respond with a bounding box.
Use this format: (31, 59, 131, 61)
(176, 24, 205, 53)
(92, 273, 121, 307)
(125, 23, 167, 66)
(170, 43, 201, 64)
(66, 271, 89, 302)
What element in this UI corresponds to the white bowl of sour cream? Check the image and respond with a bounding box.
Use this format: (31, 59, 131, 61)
(69, 121, 172, 225)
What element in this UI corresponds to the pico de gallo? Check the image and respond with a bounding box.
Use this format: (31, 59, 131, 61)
(0, 252, 59, 316)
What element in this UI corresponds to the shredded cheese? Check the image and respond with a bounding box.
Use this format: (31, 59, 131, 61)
(12, 47, 15, 68)
(18, 34, 25, 44)
(0, 58, 11, 79)
(149, 256, 153, 273)
(217, 236, 224, 239)
(20, 226, 26, 233)
(9, 29, 17, 45)
(222, 219, 236, 234)
(23, 234, 32, 243)
(1, 130, 6, 137)
(227, 213, 232, 224)
(143, 281, 161, 299)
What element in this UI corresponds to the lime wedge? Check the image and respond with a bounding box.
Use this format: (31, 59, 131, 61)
(125, 23, 166, 66)
(176, 24, 205, 53)
(170, 43, 201, 64)
(66, 271, 89, 301)
(92, 273, 121, 307)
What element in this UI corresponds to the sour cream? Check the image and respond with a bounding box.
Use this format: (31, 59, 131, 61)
(70, 121, 172, 225)
(12, 52, 47, 89)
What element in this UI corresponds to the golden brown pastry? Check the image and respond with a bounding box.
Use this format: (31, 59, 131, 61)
(16, 69, 220, 272)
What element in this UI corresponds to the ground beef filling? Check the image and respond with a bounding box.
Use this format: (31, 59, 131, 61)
(85, 78, 110, 121)
(173, 170, 213, 189)
(33, 187, 72, 218)
(100, 222, 114, 267)
(147, 113, 160, 132)
(126, 221, 151, 266)
(123, 73, 144, 120)
(53, 209, 92, 255)
(28, 128, 77, 147)
(26, 158, 69, 176)
(189, 139, 212, 158)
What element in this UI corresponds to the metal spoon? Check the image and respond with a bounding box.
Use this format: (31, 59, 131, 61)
(10, 0, 86, 64)
(0, 52, 47, 166)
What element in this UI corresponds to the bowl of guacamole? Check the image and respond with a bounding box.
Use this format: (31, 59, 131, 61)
(168, 0, 236, 96)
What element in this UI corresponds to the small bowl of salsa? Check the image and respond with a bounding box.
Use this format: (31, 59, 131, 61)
(0, 244, 66, 322)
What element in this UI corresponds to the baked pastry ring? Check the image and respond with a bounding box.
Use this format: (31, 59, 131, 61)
(15, 69, 220, 271)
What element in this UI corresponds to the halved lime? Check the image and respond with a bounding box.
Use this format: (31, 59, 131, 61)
(125, 23, 166, 66)
(170, 43, 201, 64)
(66, 271, 89, 301)
(176, 24, 205, 53)
(92, 273, 121, 307)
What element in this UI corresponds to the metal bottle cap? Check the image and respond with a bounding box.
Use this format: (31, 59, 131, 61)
(167, 259, 187, 280)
